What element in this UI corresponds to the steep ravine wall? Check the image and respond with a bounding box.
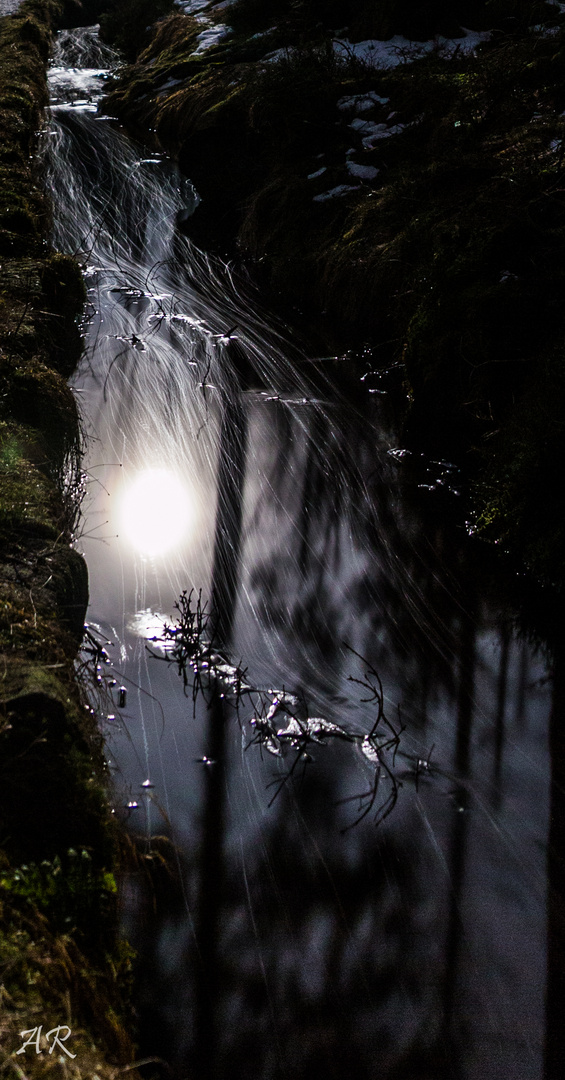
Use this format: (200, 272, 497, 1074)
(0, 3, 139, 1074)
(101, 0, 565, 603)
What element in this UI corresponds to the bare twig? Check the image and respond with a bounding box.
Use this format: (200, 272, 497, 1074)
(150, 591, 405, 826)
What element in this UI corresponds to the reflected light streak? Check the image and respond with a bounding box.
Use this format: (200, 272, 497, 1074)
(119, 468, 195, 556)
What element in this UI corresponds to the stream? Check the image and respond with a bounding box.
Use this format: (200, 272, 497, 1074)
(45, 25, 551, 1080)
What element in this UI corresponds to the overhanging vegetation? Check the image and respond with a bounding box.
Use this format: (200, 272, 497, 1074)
(100, 0, 565, 598)
(0, 3, 139, 1074)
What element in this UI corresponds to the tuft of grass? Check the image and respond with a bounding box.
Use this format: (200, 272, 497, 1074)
(0, 903, 137, 1074)
(99, 0, 177, 62)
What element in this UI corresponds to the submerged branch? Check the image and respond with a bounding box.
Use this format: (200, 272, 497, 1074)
(149, 589, 405, 825)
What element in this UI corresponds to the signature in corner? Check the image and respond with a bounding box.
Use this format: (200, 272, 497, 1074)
(16, 1025, 76, 1059)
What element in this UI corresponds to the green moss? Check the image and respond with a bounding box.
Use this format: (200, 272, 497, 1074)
(0, 853, 119, 948)
(0, 6, 142, 1076)
(0, 426, 60, 536)
(16, 15, 52, 61)
(0, 357, 79, 457)
(0, 899, 137, 1072)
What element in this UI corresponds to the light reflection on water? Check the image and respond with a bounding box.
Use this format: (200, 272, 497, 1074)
(118, 468, 199, 557)
(47, 27, 551, 1080)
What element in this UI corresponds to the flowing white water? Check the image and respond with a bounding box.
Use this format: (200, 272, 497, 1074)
(45, 27, 551, 1080)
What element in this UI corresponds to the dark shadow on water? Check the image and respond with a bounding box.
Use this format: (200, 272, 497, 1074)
(126, 401, 550, 1080)
(46, 28, 555, 1079)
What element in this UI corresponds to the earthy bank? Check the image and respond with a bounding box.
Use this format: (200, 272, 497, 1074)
(0, 2, 140, 1075)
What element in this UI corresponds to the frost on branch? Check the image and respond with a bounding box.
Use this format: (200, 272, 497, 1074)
(149, 590, 405, 826)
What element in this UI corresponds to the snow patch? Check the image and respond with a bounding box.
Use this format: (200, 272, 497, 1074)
(263, 46, 294, 63)
(346, 161, 379, 180)
(307, 166, 327, 179)
(333, 28, 491, 70)
(349, 117, 408, 148)
(349, 118, 387, 134)
(250, 27, 277, 40)
(313, 184, 360, 202)
(174, 0, 210, 12)
(175, 0, 234, 10)
(337, 91, 390, 112)
(156, 77, 184, 92)
(190, 24, 232, 55)
(349, 114, 422, 149)
(546, 0, 565, 11)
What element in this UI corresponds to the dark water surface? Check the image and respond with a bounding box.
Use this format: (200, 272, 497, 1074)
(46, 27, 550, 1080)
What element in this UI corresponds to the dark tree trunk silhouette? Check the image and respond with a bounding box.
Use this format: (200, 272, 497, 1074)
(545, 636, 565, 1080)
(193, 379, 247, 1080)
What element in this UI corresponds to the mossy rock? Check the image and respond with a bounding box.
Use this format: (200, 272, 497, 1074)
(39, 252, 87, 376)
(44, 546, 89, 641)
(0, 4, 141, 1075)
(15, 15, 51, 62)
(0, 540, 90, 645)
(0, 432, 61, 537)
(0, 358, 78, 456)
(40, 251, 87, 313)
(0, 666, 110, 864)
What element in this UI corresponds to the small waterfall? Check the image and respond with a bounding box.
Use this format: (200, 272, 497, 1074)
(44, 26, 551, 1080)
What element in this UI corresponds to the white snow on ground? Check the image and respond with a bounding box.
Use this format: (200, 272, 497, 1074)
(190, 23, 231, 55)
(313, 184, 360, 201)
(175, 0, 234, 31)
(265, 28, 490, 69)
(533, 23, 561, 34)
(349, 117, 392, 134)
(333, 28, 491, 69)
(0, 0, 24, 11)
(307, 166, 327, 179)
(346, 160, 379, 180)
(349, 116, 408, 148)
(546, 0, 565, 12)
(348, 114, 423, 149)
(175, 0, 210, 13)
(263, 46, 294, 63)
(173, 0, 234, 57)
(250, 27, 277, 40)
(337, 91, 390, 112)
(156, 77, 184, 91)
(175, 0, 235, 12)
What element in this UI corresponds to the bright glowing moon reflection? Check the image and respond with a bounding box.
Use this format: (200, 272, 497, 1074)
(119, 468, 194, 556)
